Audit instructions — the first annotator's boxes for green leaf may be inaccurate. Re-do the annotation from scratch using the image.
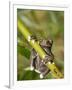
[17,67,54,80]
[18,69,40,80]
[17,45,31,59]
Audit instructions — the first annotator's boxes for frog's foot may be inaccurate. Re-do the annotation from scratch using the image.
[35,69,41,73]
[40,74,44,79]
[30,66,34,71]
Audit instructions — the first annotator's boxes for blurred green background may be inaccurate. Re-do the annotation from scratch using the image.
[17,9,64,80]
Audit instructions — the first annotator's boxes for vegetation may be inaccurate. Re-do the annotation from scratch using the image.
[17,9,64,80]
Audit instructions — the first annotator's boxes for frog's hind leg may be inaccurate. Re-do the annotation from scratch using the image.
[39,68,50,79]
[30,57,37,71]
[30,49,37,71]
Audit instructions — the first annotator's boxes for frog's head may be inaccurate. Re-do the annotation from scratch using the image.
[40,39,53,48]
[46,39,53,47]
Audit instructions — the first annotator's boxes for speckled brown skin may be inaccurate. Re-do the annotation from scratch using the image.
[30,39,54,77]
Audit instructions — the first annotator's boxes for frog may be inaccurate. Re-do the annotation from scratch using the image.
[30,36,54,78]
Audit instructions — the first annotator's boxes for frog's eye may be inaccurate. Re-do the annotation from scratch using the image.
[46,39,53,46]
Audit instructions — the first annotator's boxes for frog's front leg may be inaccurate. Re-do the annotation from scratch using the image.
[38,62,50,78]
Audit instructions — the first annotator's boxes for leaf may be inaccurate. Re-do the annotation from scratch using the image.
[17,67,53,80]
[18,69,40,80]
[17,45,31,59]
